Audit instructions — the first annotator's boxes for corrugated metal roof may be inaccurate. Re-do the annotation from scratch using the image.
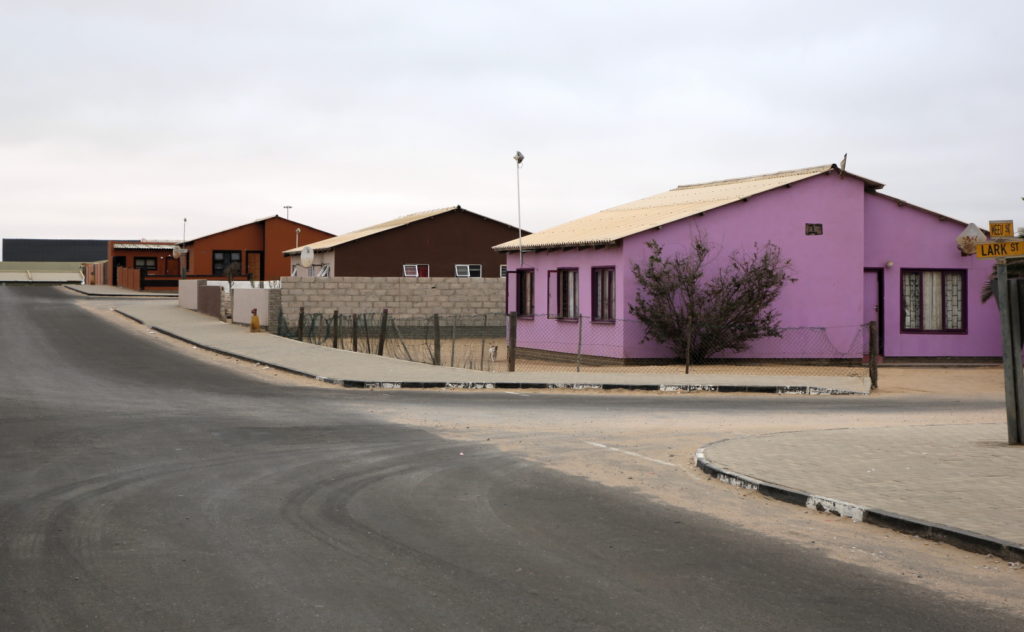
[113,243,176,250]
[494,164,866,252]
[284,206,462,254]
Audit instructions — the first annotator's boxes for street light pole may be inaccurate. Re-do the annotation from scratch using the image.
[514,151,524,267]
[284,205,292,220]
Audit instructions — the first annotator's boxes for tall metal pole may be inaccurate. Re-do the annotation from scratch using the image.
[997,261,1024,444]
[514,151,524,267]
[284,205,292,220]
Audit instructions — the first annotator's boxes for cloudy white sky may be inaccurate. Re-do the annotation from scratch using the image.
[2,0,1021,249]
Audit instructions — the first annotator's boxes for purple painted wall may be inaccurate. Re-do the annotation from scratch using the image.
[507,170,1000,361]
[863,194,1000,358]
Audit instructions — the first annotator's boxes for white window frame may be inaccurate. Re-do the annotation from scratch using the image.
[455,264,482,278]
[499,264,508,278]
[404,264,429,277]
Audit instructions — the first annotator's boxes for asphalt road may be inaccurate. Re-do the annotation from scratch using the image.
[0,286,1018,631]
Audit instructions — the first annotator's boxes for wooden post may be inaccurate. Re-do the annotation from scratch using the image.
[432,314,441,365]
[997,263,1024,444]
[352,314,359,353]
[332,310,339,349]
[377,309,389,356]
[479,314,487,370]
[507,311,517,372]
[297,306,305,342]
[868,320,879,390]
[450,317,456,367]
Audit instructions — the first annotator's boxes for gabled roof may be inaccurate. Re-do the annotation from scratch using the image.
[112,242,176,250]
[285,205,519,254]
[180,215,331,246]
[494,164,881,252]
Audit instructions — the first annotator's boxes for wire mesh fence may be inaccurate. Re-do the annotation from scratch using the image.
[277,306,876,378]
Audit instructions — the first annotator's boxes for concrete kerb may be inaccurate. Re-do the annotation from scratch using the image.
[694,444,1024,563]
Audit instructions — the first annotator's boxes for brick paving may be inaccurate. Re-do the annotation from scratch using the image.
[702,424,1024,546]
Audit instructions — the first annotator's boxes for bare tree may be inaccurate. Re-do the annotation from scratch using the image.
[629,234,794,372]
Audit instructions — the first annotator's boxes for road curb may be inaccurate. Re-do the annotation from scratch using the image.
[115,309,867,395]
[694,445,1024,563]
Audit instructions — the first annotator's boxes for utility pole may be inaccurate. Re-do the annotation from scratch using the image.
[514,151,524,267]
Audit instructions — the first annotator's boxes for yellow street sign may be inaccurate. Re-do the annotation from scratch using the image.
[989,220,1015,238]
[977,239,1024,258]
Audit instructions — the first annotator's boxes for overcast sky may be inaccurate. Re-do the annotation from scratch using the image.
[2,0,1021,250]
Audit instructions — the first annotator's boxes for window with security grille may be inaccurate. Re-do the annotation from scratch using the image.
[133,257,157,270]
[555,268,578,319]
[901,269,965,332]
[516,269,534,316]
[592,267,615,321]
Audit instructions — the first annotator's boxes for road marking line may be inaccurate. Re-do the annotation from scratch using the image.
[585,441,678,468]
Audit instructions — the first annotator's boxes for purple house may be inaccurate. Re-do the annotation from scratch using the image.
[493,164,1000,363]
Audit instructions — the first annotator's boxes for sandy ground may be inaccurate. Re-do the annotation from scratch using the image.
[90,301,1024,617]
[318,334,869,376]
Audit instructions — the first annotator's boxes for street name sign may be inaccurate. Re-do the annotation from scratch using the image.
[989,220,1014,238]
[977,240,1024,258]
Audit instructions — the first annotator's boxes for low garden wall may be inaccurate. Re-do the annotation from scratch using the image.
[278,277,505,323]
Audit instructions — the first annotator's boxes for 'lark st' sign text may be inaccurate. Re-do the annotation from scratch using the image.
[977,240,1024,258]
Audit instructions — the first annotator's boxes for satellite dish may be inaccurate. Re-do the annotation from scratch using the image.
[299,246,314,268]
[171,246,181,260]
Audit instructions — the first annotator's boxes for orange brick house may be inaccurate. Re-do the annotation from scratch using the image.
[179,215,334,281]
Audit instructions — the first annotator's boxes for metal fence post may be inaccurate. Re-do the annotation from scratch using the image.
[576,316,584,373]
[297,306,305,342]
[332,310,339,349]
[507,311,517,372]
[997,263,1024,444]
[868,321,879,390]
[352,314,359,352]
[432,314,441,366]
[377,309,389,356]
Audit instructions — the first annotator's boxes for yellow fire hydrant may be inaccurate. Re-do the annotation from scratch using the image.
[250,308,261,333]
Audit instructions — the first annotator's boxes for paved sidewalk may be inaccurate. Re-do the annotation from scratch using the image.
[65,283,177,298]
[100,296,871,394]
[697,425,1024,561]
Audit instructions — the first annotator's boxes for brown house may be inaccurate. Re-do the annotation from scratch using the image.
[283,206,525,278]
[105,241,179,286]
[180,215,334,281]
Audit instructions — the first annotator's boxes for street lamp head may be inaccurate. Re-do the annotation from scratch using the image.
[513,151,524,164]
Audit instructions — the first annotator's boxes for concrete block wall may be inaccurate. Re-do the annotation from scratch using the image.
[232,288,271,327]
[278,277,505,324]
[178,279,206,310]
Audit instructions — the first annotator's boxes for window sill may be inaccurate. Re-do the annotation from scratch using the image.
[592,319,616,325]
[900,329,967,335]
